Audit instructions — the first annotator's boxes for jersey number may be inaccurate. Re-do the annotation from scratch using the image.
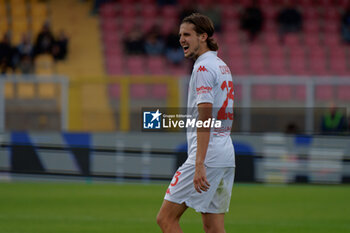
[171,171,181,187]
[218,81,234,120]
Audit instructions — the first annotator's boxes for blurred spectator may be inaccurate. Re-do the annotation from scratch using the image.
[240,0,264,42]
[321,104,347,135]
[17,33,34,74]
[144,26,165,56]
[276,0,302,42]
[53,30,69,61]
[200,2,222,32]
[285,122,299,134]
[165,26,184,65]
[341,6,350,44]
[34,22,56,56]
[157,0,177,6]
[0,34,15,74]
[123,27,145,55]
[91,0,111,14]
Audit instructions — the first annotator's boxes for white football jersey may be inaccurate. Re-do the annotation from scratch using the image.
[185,51,235,167]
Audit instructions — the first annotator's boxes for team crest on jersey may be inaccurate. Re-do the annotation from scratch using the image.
[197,66,208,72]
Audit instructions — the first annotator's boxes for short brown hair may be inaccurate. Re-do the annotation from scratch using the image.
[182,13,219,51]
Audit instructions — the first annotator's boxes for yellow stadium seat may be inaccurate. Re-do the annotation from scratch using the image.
[11,30,31,45]
[35,54,54,75]
[30,2,48,18]
[0,16,8,26]
[31,18,47,35]
[11,33,23,45]
[10,5,27,18]
[17,83,35,99]
[0,18,8,35]
[12,18,28,32]
[35,54,57,99]
[38,83,56,99]
[0,4,6,17]
[9,0,25,5]
[5,83,14,99]
[32,14,47,24]
[11,31,31,45]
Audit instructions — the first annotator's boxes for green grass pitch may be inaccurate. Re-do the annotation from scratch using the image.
[0,181,349,233]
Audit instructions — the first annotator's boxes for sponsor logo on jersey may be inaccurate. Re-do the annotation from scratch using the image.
[219,65,231,74]
[196,86,212,94]
[197,66,208,72]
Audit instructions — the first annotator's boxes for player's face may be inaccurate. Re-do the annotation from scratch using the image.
[179,23,202,60]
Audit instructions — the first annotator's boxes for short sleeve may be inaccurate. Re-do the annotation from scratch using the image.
[194,65,216,105]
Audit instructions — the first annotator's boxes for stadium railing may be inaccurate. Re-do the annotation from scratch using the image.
[1,75,350,132]
[232,75,350,133]
[68,76,180,132]
[0,75,69,132]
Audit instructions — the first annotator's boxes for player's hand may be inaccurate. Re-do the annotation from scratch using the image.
[193,164,210,193]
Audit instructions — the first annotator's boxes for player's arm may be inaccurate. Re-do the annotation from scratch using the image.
[194,102,212,193]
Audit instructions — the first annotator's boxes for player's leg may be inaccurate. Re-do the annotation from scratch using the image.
[156,200,188,233]
[200,167,234,233]
[201,213,226,233]
[158,164,193,232]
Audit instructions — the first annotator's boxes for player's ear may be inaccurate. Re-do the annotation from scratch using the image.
[200,33,208,42]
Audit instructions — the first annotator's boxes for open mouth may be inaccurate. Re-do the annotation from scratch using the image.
[183,46,189,53]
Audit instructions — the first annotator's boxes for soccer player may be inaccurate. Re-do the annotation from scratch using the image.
[156,13,235,233]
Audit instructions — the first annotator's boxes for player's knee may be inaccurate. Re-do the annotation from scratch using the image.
[156,212,169,229]
[157,212,179,231]
[203,221,214,233]
[203,222,225,233]
[203,222,210,233]
[156,212,164,227]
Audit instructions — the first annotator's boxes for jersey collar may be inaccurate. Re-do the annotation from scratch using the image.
[194,51,218,66]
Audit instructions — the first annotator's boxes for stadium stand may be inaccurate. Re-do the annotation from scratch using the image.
[99,0,350,77]
[96,0,350,110]
[2,0,350,132]
[0,0,117,131]
[50,0,116,131]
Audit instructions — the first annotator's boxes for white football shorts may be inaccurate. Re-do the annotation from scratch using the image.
[164,163,235,213]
